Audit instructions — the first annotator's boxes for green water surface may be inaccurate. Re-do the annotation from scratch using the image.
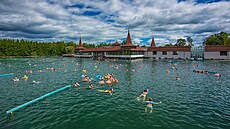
[0,58,229,129]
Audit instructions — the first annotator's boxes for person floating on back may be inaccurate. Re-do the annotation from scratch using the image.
[98,88,114,95]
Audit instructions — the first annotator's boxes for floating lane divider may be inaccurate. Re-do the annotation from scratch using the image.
[0,73,13,77]
[6,84,71,115]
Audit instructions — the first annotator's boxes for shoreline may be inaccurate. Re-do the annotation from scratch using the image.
[0,56,61,58]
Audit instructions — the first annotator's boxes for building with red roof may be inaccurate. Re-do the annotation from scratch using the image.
[73,31,229,60]
[74,30,145,59]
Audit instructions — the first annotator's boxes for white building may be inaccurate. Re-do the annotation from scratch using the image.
[204,45,230,60]
[146,37,191,59]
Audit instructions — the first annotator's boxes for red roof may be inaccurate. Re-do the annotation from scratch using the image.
[147,46,191,51]
[81,46,121,52]
[129,46,145,51]
[113,41,120,46]
[80,45,145,52]
[205,45,230,51]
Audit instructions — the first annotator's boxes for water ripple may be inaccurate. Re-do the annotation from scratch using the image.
[0,58,230,129]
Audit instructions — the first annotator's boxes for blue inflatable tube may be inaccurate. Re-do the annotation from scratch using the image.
[6,84,71,114]
[0,73,13,77]
[96,75,102,79]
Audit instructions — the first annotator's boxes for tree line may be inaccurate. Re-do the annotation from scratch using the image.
[164,31,229,47]
[0,39,110,57]
[0,39,76,56]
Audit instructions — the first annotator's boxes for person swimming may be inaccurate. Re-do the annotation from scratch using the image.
[23,75,28,80]
[13,77,19,82]
[98,88,114,95]
[176,76,180,80]
[82,68,87,73]
[83,75,91,82]
[138,89,149,101]
[89,83,93,89]
[214,73,221,77]
[145,98,161,113]
[32,80,39,84]
[74,82,80,86]
[166,70,170,74]
[99,77,105,85]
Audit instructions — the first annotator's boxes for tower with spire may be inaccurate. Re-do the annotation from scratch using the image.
[121,30,136,49]
[151,35,156,47]
[75,37,85,53]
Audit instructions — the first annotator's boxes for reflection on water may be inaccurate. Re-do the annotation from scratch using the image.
[0,58,229,129]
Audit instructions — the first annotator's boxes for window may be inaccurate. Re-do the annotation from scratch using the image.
[173,51,178,55]
[220,51,227,56]
[152,51,157,55]
[162,51,167,55]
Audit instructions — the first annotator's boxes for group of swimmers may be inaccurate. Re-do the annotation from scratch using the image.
[73,82,114,95]
[193,70,209,74]
[73,68,118,95]
[13,75,39,84]
[193,70,221,77]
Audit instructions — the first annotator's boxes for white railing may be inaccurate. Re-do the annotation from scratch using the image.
[105,55,144,58]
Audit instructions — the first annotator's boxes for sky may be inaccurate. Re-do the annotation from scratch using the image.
[0,0,229,46]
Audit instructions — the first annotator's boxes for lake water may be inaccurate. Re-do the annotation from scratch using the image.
[0,58,229,129]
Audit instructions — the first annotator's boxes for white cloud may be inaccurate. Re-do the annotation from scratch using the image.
[0,0,229,46]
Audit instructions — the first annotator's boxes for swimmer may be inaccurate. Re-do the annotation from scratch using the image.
[98,88,114,95]
[214,73,221,77]
[99,77,105,85]
[145,98,161,113]
[89,83,93,89]
[13,77,19,82]
[138,89,149,101]
[32,80,39,84]
[176,76,180,80]
[23,75,28,80]
[37,69,43,72]
[74,82,80,86]
[82,68,87,73]
[166,70,170,74]
[130,68,135,72]
[83,75,91,82]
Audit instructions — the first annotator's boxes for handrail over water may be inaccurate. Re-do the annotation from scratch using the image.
[6,84,71,114]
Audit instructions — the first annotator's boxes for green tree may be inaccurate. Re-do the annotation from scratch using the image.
[121,40,126,45]
[175,38,186,46]
[164,43,173,47]
[31,52,37,57]
[65,46,75,54]
[187,37,193,46]
[203,31,230,46]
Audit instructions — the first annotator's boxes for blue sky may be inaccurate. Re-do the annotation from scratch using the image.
[0,0,229,46]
